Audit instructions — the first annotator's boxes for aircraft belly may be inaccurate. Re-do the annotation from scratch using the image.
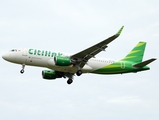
[47,66,77,73]
[82,65,93,73]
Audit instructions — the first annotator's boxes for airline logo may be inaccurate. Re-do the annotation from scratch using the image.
[28,49,62,57]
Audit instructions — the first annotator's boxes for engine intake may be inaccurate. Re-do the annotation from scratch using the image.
[42,70,62,80]
[54,56,72,66]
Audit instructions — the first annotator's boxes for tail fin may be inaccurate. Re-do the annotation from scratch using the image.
[122,42,146,62]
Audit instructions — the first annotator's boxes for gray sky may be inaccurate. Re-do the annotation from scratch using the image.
[0,0,159,120]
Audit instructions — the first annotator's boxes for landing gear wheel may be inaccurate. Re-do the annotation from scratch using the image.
[76,70,82,76]
[67,79,73,84]
[20,69,24,74]
[20,64,25,74]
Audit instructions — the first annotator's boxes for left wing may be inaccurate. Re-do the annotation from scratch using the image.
[71,26,124,68]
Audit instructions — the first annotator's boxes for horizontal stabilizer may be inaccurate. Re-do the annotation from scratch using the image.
[133,58,157,68]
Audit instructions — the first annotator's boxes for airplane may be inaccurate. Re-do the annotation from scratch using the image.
[2,26,157,84]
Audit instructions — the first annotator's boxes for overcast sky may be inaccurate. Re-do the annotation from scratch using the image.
[0,0,159,120]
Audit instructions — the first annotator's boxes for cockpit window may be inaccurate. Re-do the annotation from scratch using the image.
[10,49,17,52]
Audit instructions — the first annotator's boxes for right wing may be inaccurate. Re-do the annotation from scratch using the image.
[71,26,124,68]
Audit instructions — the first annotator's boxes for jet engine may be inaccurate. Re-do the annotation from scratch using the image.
[54,56,72,66]
[42,70,62,79]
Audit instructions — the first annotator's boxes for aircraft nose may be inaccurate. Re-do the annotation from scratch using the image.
[2,54,9,60]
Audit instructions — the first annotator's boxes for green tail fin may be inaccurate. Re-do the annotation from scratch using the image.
[122,42,146,63]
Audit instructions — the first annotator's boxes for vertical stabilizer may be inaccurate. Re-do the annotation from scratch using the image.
[122,42,146,63]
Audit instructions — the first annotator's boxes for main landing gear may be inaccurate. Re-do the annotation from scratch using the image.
[20,64,25,74]
[66,70,82,85]
[67,79,73,84]
[76,70,82,76]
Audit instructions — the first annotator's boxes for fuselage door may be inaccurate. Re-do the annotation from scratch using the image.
[22,49,28,56]
[21,49,28,63]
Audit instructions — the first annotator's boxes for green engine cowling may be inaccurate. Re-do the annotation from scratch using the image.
[54,56,72,66]
[42,70,62,79]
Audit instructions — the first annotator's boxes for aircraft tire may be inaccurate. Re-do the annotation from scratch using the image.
[67,79,73,84]
[76,70,82,76]
[20,69,24,74]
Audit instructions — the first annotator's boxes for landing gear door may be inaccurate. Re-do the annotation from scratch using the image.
[22,48,28,57]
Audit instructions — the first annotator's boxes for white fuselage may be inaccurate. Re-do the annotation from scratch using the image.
[2,48,116,73]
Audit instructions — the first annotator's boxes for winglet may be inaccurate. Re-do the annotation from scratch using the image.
[117,26,124,36]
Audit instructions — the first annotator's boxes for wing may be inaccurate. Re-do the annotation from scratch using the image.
[71,26,124,68]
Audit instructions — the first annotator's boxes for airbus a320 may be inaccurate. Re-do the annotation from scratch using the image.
[2,26,156,84]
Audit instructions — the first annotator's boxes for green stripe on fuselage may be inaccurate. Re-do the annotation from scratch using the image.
[91,60,149,74]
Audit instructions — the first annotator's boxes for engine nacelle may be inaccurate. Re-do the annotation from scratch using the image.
[54,56,72,66]
[42,70,62,80]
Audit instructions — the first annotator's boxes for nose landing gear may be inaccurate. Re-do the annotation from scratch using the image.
[20,69,24,74]
[20,64,25,74]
